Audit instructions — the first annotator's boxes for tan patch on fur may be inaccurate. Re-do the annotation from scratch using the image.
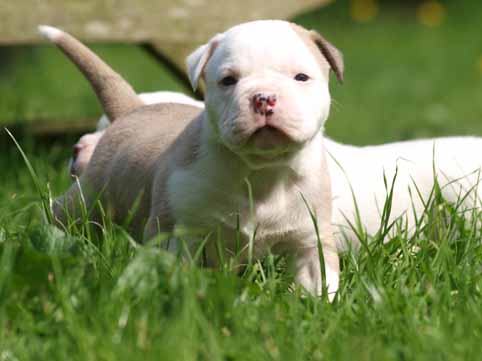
[289,23,344,83]
[53,30,144,121]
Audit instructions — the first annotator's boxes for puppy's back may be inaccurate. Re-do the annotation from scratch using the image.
[82,103,203,234]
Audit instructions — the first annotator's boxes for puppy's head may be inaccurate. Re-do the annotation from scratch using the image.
[186,20,343,167]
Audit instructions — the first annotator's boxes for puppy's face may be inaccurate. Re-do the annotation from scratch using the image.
[187,20,343,166]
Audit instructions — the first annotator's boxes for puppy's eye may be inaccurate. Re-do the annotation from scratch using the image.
[294,73,310,82]
[220,76,238,86]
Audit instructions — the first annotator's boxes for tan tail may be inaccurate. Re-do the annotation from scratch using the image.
[38,25,144,122]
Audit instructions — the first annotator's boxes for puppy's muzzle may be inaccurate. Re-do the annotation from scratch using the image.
[247,92,293,150]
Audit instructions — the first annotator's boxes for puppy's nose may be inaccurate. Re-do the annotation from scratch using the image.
[252,93,277,116]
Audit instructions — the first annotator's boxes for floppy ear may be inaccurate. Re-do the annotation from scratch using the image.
[310,31,344,84]
[186,34,224,90]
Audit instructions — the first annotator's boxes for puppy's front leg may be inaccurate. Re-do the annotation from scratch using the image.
[294,244,339,301]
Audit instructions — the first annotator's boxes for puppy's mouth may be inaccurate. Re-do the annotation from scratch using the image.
[247,125,292,150]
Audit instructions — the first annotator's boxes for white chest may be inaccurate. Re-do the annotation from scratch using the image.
[168,164,321,257]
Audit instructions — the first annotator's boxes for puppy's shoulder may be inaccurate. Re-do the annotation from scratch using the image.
[88,103,203,181]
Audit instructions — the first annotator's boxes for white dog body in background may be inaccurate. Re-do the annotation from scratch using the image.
[76,92,482,249]
[326,137,482,246]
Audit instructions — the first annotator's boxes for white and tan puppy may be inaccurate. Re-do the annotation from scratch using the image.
[40,21,344,298]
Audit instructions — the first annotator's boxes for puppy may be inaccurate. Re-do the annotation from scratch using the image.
[40,21,344,298]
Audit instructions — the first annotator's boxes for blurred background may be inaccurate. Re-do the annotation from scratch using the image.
[0,0,481,145]
[0,0,481,206]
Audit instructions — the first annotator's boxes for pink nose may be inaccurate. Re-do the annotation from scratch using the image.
[252,93,277,116]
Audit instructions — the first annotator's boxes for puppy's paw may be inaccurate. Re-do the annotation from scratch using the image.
[294,246,340,302]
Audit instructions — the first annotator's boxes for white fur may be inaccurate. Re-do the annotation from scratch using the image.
[38,25,63,41]
[326,137,482,247]
[199,21,331,165]
[167,130,326,235]
[139,91,203,108]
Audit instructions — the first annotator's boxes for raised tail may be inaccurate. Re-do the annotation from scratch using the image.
[38,25,144,122]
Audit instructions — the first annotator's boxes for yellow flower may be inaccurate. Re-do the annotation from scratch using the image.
[350,0,379,23]
[417,1,446,27]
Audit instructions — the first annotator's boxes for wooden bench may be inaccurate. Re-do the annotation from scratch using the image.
[0,0,328,133]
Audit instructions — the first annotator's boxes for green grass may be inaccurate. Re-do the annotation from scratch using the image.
[1,1,482,360]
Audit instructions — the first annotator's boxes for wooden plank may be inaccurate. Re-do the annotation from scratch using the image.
[147,41,196,78]
[144,40,203,96]
[0,0,329,44]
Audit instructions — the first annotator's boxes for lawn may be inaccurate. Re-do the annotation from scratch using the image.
[1,1,482,360]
